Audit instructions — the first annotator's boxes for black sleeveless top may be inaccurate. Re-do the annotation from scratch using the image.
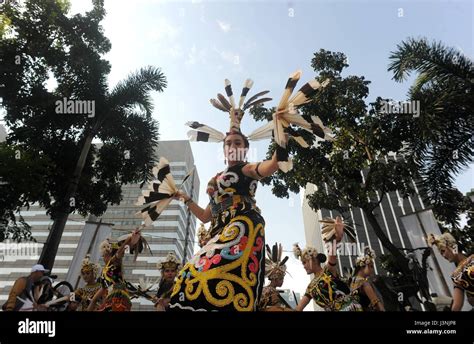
[206,162,260,236]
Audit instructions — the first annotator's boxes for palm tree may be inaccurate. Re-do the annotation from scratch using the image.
[38,66,167,269]
[388,38,474,227]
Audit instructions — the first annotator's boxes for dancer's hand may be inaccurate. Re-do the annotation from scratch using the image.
[173,191,189,202]
[334,216,344,243]
[130,229,141,246]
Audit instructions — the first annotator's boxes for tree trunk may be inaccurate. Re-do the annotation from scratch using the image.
[38,131,96,270]
[363,207,410,276]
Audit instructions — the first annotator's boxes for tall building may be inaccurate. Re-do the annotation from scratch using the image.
[302,163,462,309]
[0,140,199,311]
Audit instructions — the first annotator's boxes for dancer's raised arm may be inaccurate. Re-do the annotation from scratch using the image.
[243,150,279,179]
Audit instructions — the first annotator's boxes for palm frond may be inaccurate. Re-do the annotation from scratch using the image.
[388,37,473,83]
[109,66,167,116]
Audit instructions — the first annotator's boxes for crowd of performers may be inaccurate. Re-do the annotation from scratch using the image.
[4,73,472,312]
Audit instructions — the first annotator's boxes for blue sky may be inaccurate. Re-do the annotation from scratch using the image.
[60,0,474,301]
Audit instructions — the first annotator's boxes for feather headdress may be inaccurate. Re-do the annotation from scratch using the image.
[80,254,100,277]
[157,252,182,271]
[265,242,289,280]
[187,78,272,142]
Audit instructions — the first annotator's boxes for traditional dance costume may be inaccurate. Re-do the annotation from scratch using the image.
[258,243,293,311]
[97,241,131,312]
[170,163,265,311]
[349,248,382,311]
[451,254,474,306]
[294,243,362,311]
[155,252,181,311]
[428,232,474,309]
[168,73,331,311]
[74,255,102,311]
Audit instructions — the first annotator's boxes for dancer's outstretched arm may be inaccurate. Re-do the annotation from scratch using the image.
[243,150,279,179]
[173,191,212,223]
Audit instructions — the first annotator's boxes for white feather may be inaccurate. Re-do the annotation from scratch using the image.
[277,159,293,173]
[247,122,274,141]
[292,136,310,148]
[238,78,254,109]
[224,79,235,109]
[185,121,225,140]
[187,130,225,143]
[278,70,301,110]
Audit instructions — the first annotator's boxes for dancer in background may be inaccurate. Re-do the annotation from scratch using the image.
[258,242,293,311]
[428,233,473,311]
[88,230,141,311]
[154,252,181,311]
[294,216,362,311]
[74,254,102,311]
[350,247,384,311]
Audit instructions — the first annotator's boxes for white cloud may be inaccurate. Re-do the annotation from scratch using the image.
[212,46,240,66]
[147,20,181,43]
[69,0,93,14]
[216,20,231,33]
[185,44,208,66]
[165,45,184,59]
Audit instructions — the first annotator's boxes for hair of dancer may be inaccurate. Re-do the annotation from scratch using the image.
[258,242,293,311]
[350,247,385,311]
[154,252,181,311]
[73,254,101,311]
[427,233,473,311]
[87,229,141,311]
[294,216,362,311]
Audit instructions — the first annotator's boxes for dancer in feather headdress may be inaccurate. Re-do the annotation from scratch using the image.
[427,232,473,311]
[349,247,384,311]
[153,252,182,311]
[258,243,293,311]
[73,254,102,311]
[294,216,362,312]
[169,78,282,311]
[87,230,143,311]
